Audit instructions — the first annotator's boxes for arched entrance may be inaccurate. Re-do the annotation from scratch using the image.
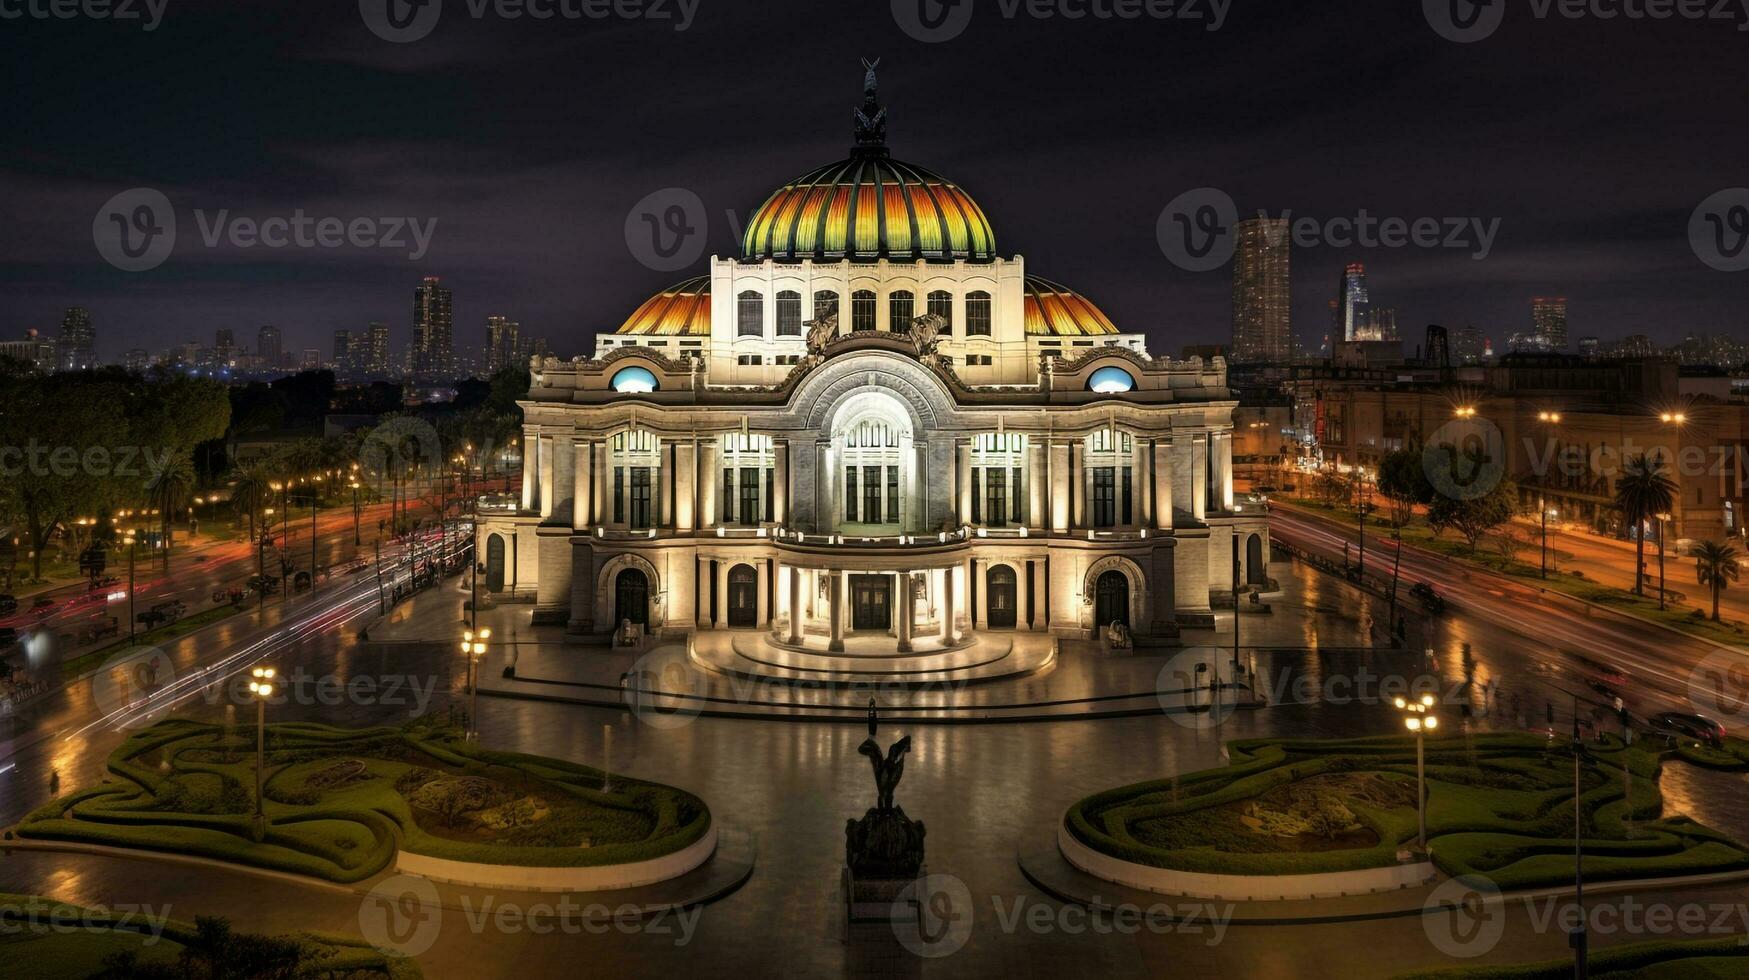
[1246,534,1266,586]
[485,534,506,592]
[1094,570,1129,629]
[614,568,648,628]
[986,565,1017,629]
[727,563,758,628]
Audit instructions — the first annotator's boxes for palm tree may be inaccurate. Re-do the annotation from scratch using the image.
[1694,540,1741,622]
[231,462,272,542]
[145,455,196,564]
[1613,453,1676,596]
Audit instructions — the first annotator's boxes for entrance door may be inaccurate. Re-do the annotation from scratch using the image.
[1094,570,1129,629]
[850,574,891,631]
[986,565,1017,629]
[614,568,648,627]
[727,563,758,628]
[485,534,505,592]
[1247,534,1266,586]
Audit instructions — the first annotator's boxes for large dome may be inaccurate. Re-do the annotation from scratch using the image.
[740,152,995,264]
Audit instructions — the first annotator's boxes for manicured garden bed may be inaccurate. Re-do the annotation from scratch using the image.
[1395,935,1749,979]
[10,718,711,884]
[1065,734,1749,891]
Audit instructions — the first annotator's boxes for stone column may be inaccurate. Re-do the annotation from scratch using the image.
[955,439,972,526]
[520,424,537,511]
[939,565,956,644]
[1130,432,1148,526]
[755,559,770,628]
[788,563,804,643]
[1016,561,1031,631]
[537,434,556,519]
[1192,433,1208,521]
[592,442,607,529]
[827,571,845,651]
[1154,438,1174,529]
[896,573,914,652]
[695,557,712,628]
[658,439,672,528]
[1218,432,1234,511]
[1028,438,1045,530]
[774,441,790,525]
[673,441,695,531]
[699,438,718,528]
[972,558,987,630]
[715,560,731,629]
[1049,440,1070,532]
[572,438,592,529]
[1071,440,1085,529]
[1031,559,1049,630]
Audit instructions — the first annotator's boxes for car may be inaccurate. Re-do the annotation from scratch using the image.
[0,594,15,616]
[28,596,58,618]
[1647,711,1726,749]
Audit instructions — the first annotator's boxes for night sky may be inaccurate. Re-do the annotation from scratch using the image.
[4,0,1748,363]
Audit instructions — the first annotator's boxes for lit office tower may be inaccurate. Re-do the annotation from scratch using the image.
[365,322,391,375]
[1531,297,1568,352]
[258,325,283,367]
[412,276,454,377]
[301,349,320,371]
[333,329,355,372]
[58,306,95,371]
[1334,263,1373,341]
[1230,217,1291,364]
[484,315,520,373]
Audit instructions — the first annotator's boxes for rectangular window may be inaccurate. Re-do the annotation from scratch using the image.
[966,291,992,336]
[889,292,914,329]
[845,466,858,522]
[613,466,625,523]
[740,466,760,525]
[1012,466,1024,525]
[1093,467,1116,528]
[986,467,1007,526]
[629,467,651,530]
[864,465,883,523]
[722,468,734,524]
[765,467,775,522]
[776,291,802,336]
[886,465,898,526]
[971,467,981,523]
[1121,466,1132,525]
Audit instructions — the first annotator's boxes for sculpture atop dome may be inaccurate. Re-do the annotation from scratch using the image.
[853,57,887,151]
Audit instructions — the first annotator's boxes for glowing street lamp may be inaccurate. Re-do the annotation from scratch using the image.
[248,666,276,837]
[1395,693,1439,852]
[461,628,491,741]
[1536,411,1562,578]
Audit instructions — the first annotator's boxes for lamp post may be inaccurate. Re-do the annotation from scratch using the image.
[461,628,491,741]
[309,476,320,589]
[349,464,362,547]
[1395,693,1439,852]
[248,666,276,839]
[1536,411,1561,578]
[125,531,138,644]
[1655,511,1672,611]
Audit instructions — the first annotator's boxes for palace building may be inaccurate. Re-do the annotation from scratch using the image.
[476,66,1269,648]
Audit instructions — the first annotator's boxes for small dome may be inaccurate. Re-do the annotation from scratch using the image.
[1023,277,1120,336]
[742,153,995,263]
[614,276,710,335]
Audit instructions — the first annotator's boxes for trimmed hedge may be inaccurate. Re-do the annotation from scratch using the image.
[1395,936,1749,979]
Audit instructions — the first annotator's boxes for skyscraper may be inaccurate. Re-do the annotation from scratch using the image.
[365,322,391,375]
[1531,297,1568,352]
[258,325,283,367]
[484,315,520,373]
[1371,307,1399,342]
[333,329,355,372]
[57,307,95,371]
[301,349,320,371]
[1453,325,1487,365]
[1334,263,1372,342]
[1230,217,1291,364]
[412,276,454,377]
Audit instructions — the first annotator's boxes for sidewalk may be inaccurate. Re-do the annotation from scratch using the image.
[1513,516,1749,624]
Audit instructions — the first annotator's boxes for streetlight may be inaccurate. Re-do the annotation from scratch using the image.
[461,628,491,741]
[124,530,138,643]
[1395,693,1439,852]
[1656,511,1672,610]
[1453,405,1478,419]
[1536,411,1562,578]
[248,666,276,838]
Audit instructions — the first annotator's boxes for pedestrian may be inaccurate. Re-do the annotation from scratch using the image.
[49,769,59,795]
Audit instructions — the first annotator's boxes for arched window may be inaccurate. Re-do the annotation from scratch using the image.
[610,366,658,393]
[926,290,953,330]
[813,290,840,323]
[1087,366,1136,393]
[965,290,992,336]
[737,290,763,337]
[851,289,877,332]
[775,290,802,336]
[889,290,915,330]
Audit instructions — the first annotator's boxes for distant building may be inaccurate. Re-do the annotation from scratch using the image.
[258,325,283,368]
[1334,263,1372,342]
[1531,297,1568,352]
[411,276,454,377]
[1577,336,1600,360]
[485,315,521,373]
[1230,217,1291,364]
[364,322,392,375]
[57,307,96,371]
[300,349,320,371]
[333,329,355,372]
[1608,334,1657,360]
[0,330,58,371]
[1453,325,1487,365]
[1371,307,1399,342]
[122,348,152,372]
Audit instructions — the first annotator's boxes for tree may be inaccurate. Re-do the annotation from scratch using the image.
[1428,477,1520,552]
[0,376,126,578]
[1377,447,1433,529]
[231,461,273,541]
[145,455,196,560]
[1694,540,1741,622]
[1614,453,1677,596]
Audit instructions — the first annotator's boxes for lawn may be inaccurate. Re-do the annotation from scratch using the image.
[1396,936,1749,979]
[0,892,420,979]
[10,718,712,883]
[1065,733,1749,890]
